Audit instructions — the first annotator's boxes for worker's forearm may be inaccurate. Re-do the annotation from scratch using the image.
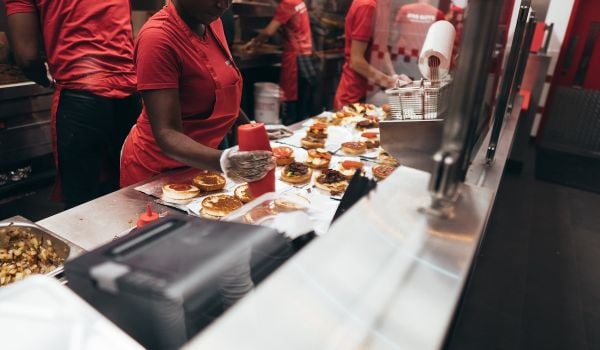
[350,58,395,87]
[154,128,223,172]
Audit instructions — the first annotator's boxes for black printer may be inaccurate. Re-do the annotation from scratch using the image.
[65,215,291,350]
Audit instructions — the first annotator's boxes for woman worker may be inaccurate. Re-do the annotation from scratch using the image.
[334,0,409,109]
[120,0,274,187]
[244,0,317,125]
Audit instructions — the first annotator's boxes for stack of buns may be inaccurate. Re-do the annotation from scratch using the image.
[305,148,332,169]
[301,122,328,149]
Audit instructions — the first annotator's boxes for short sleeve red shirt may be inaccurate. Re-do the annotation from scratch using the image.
[134,7,241,120]
[3,0,136,98]
[334,0,376,109]
[394,3,445,53]
[273,0,313,54]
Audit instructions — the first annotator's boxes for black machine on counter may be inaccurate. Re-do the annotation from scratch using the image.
[65,215,292,350]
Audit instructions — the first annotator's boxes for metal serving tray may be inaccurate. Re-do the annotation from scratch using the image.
[0,216,84,283]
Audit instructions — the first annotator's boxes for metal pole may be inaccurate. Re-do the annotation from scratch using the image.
[428,0,506,208]
[486,1,531,164]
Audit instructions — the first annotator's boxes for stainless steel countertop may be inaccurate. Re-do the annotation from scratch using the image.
[36,181,178,252]
[185,101,523,350]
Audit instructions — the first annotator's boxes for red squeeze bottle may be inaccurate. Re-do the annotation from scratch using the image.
[137,203,160,228]
[237,122,275,198]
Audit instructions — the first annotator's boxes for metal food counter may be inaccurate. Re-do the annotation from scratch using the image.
[29,95,522,349]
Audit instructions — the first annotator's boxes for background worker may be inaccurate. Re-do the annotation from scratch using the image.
[3,0,141,208]
[245,0,318,125]
[334,0,409,109]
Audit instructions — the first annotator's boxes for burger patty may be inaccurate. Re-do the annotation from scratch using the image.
[317,169,347,184]
[286,162,309,175]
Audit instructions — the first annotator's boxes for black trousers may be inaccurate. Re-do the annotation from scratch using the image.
[282,55,321,126]
[56,89,141,208]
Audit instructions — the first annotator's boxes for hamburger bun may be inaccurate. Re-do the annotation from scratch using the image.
[315,169,348,195]
[372,165,396,180]
[301,136,325,149]
[192,172,226,192]
[201,194,243,218]
[234,183,253,204]
[274,195,310,212]
[273,146,295,166]
[338,160,364,180]
[280,162,313,184]
[378,151,400,167]
[162,183,200,200]
[305,148,331,169]
[341,141,367,155]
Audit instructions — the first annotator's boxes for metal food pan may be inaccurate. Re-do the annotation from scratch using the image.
[0,215,84,282]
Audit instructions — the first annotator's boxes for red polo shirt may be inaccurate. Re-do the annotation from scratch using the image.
[394,3,445,54]
[4,0,136,98]
[334,0,376,109]
[274,0,313,55]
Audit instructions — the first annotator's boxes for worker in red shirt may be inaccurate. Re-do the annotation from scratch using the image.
[334,0,408,110]
[119,0,274,187]
[3,0,141,208]
[393,0,445,79]
[245,0,318,125]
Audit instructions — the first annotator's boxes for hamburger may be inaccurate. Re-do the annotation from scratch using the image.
[378,151,400,167]
[341,141,367,155]
[234,183,253,204]
[161,184,200,201]
[361,131,380,149]
[338,160,365,180]
[372,164,396,180]
[306,122,328,139]
[355,117,379,131]
[301,123,328,149]
[305,148,332,169]
[201,194,243,218]
[192,171,226,192]
[272,146,295,166]
[315,169,349,195]
[281,162,313,184]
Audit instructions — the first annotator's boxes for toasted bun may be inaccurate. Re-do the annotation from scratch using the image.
[281,167,313,184]
[301,137,325,149]
[276,156,294,166]
[372,165,396,180]
[341,142,367,155]
[273,146,295,166]
[274,195,310,212]
[162,184,200,200]
[201,194,243,217]
[314,179,348,195]
[338,161,365,180]
[234,183,253,204]
[305,158,330,169]
[192,173,226,192]
[378,151,401,167]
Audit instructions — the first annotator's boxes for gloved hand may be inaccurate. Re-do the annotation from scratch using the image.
[220,146,276,182]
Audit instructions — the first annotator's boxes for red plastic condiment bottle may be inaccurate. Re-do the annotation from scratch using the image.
[237,122,275,198]
[136,203,160,228]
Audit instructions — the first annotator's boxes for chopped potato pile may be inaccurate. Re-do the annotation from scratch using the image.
[0,226,65,286]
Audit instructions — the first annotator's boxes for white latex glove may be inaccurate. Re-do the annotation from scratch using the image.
[220,146,276,182]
